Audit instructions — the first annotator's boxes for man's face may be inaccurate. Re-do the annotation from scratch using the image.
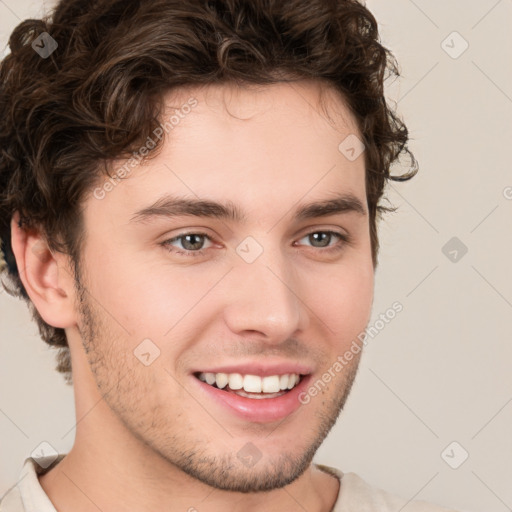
[72,80,374,492]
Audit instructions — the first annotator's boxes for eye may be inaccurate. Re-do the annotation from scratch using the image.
[161,232,213,257]
[295,230,350,252]
[160,229,351,258]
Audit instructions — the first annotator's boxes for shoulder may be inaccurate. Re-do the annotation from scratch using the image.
[0,481,24,512]
[339,471,458,511]
[315,464,460,512]
[0,454,65,512]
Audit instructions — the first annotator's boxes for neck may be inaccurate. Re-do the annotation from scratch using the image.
[38,403,339,512]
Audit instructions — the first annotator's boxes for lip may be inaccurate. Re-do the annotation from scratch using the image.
[192,372,312,423]
[191,361,314,377]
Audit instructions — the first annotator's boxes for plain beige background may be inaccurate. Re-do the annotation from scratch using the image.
[1,1,511,511]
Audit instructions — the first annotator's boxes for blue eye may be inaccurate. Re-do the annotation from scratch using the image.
[161,230,350,258]
[297,231,349,250]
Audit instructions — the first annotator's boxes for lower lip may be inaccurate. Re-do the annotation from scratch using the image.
[192,374,312,423]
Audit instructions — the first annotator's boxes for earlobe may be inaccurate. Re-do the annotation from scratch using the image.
[10,212,77,329]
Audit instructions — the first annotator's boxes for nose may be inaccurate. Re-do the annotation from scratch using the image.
[221,244,309,343]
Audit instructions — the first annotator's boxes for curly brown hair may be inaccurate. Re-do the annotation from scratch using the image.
[0,0,417,384]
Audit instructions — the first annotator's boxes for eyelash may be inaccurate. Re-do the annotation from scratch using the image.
[160,230,351,258]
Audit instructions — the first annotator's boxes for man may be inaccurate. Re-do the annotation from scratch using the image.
[0,0,458,510]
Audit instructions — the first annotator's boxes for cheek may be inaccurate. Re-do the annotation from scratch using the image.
[82,241,183,335]
[304,257,374,338]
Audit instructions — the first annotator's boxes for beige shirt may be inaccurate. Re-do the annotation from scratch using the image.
[1,455,459,511]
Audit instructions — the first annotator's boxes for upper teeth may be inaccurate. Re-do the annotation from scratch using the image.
[197,372,301,393]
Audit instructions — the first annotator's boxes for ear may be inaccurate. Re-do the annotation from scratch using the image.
[10,211,78,329]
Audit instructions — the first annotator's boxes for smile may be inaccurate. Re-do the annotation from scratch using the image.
[195,372,303,399]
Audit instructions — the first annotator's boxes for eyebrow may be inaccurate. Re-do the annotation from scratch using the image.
[130,193,367,224]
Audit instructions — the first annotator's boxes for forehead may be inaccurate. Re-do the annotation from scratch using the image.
[164,79,360,146]
[90,80,366,223]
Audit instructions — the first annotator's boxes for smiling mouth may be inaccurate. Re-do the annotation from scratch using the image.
[194,371,304,399]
